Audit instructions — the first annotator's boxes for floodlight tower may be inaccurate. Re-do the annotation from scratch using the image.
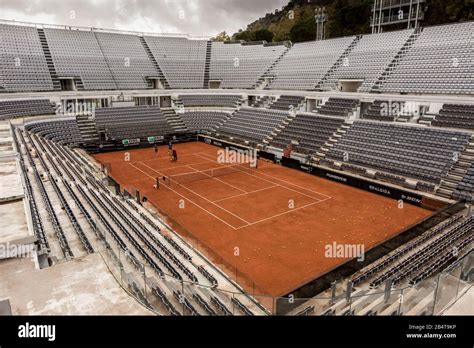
[315,7,327,41]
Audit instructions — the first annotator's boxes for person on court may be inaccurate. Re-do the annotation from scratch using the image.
[154,143,158,156]
[155,177,160,189]
[172,149,178,162]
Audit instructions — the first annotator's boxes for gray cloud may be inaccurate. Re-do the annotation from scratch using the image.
[0,0,288,37]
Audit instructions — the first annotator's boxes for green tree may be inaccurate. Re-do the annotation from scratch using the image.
[254,29,274,42]
[289,17,316,42]
[212,31,231,42]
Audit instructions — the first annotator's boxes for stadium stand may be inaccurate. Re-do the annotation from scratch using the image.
[268,95,305,111]
[44,28,117,90]
[2,17,473,318]
[361,100,403,122]
[25,118,82,145]
[179,111,231,133]
[94,32,159,90]
[178,94,242,108]
[210,41,287,89]
[432,104,474,130]
[270,114,346,155]
[317,98,359,117]
[216,107,289,145]
[0,24,54,92]
[453,163,474,203]
[266,36,356,90]
[93,105,175,140]
[322,29,414,92]
[0,99,55,120]
[378,22,474,95]
[17,126,266,315]
[144,36,207,89]
[325,121,471,184]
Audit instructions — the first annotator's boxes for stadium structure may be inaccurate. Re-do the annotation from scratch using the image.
[0,17,472,317]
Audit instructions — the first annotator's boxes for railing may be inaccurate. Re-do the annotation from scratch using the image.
[0,18,210,40]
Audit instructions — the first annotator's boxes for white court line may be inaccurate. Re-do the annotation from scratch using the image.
[140,162,251,225]
[128,162,241,230]
[142,159,214,172]
[184,164,248,194]
[212,185,279,203]
[196,152,332,201]
[236,198,331,230]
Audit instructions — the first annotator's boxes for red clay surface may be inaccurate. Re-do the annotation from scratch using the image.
[93,142,433,297]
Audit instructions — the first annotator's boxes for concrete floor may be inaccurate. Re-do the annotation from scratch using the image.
[442,287,474,315]
[0,252,152,315]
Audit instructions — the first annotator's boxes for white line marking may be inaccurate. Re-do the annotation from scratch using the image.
[237,200,329,229]
[197,151,332,200]
[128,163,241,230]
[185,164,248,194]
[140,162,251,225]
[212,185,279,203]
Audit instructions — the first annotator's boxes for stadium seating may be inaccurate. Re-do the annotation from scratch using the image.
[0,24,54,92]
[270,114,346,155]
[95,32,159,89]
[210,42,287,89]
[144,36,207,89]
[323,30,414,92]
[326,121,471,183]
[432,104,474,130]
[94,105,174,140]
[0,99,55,120]
[179,111,230,133]
[266,36,356,90]
[351,215,472,287]
[44,28,117,90]
[361,100,401,122]
[453,163,474,203]
[268,95,305,111]
[179,94,242,108]
[25,118,82,145]
[379,22,474,95]
[216,107,289,145]
[318,98,359,117]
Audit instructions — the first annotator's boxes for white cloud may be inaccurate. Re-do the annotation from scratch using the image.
[0,0,288,37]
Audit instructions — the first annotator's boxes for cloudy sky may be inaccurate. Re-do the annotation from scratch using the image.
[0,0,288,37]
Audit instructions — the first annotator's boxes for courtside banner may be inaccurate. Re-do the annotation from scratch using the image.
[281,157,426,207]
[0,316,471,346]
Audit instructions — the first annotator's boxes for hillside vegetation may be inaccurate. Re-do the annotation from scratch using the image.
[227,0,473,43]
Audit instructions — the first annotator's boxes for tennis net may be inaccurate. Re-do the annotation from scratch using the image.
[164,162,257,186]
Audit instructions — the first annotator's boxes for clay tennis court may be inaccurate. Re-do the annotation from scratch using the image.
[93,141,433,297]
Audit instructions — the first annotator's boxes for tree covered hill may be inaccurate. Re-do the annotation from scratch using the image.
[226,0,473,43]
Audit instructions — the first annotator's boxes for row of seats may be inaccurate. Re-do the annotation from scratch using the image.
[0,99,55,120]
[326,121,470,183]
[0,24,54,92]
[351,215,466,286]
[432,104,474,130]
[210,42,286,89]
[179,111,230,133]
[323,29,414,92]
[361,100,399,122]
[318,98,359,117]
[270,113,345,155]
[94,105,175,140]
[216,107,289,145]
[454,163,474,203]
[380,22,473,95]
[1,21,472,94]
[266,36,356,90]
[178,94,242,107]
[268,95,305,111]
